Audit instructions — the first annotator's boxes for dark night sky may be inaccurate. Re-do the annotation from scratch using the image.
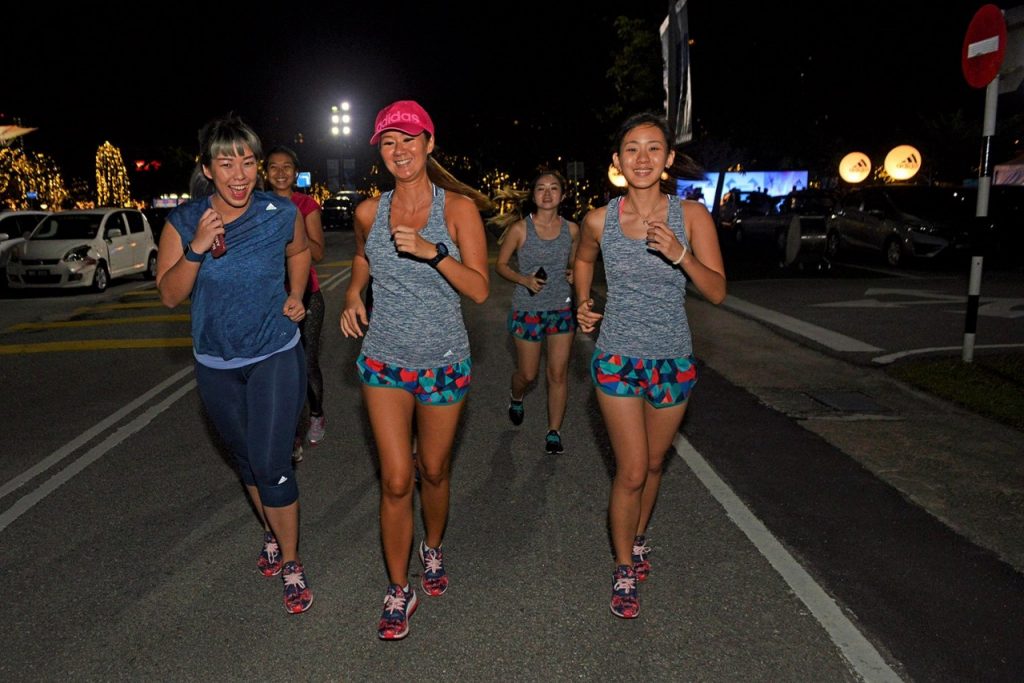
[3,1,1007,189]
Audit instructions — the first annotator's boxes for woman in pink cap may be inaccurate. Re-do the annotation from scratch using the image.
[340,100,491,640]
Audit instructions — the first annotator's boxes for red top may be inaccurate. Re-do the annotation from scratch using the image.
[289,192,321,293]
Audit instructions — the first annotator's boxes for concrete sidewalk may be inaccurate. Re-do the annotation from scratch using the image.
[687,296,1024,574]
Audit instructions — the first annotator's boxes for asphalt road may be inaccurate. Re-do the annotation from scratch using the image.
[0,231,1021,680]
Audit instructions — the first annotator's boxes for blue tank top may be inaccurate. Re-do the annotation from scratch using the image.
[596,195,693,358]
[361,186,470,368]
[511,215,573,312]
[168,191,299,361]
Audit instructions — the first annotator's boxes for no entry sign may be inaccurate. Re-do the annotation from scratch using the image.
[963,4,1007,88]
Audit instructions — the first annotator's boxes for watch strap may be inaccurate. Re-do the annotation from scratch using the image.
[183,241,206,263]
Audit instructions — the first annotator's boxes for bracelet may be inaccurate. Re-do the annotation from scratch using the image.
[671,244,687,265]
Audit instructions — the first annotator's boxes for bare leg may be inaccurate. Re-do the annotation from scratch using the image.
[510,337,542,400]
[636,401,688,535]
[364,386,416,585]
[544,332,574,431]
[245,485,301,563]
[414,400,465,548]
[596,392,649,566]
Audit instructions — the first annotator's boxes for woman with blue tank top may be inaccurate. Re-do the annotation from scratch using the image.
[574,112,726,619]
[340,100,491,640]
[155,115,314,614]
[494,170,580,454]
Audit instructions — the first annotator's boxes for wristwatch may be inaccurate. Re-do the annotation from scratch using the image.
[183,241,206,263]
[426,242,449,268]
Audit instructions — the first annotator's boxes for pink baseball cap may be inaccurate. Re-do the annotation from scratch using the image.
[369,100,435,145]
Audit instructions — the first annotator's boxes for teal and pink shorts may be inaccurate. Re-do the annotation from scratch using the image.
[357,354,471,405]
[591,349,697,408]
[508,307,575,342]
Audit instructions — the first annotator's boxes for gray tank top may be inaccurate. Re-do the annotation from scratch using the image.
[596,195,694,358]
[511,215,573,312]
[361,186,470,368]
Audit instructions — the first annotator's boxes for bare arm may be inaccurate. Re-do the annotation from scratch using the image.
[282,212,310,321]
[303,208,325,263]
[155,209,224,307]
[680,201,726,304]
[340,199,375,337]
[573,208,605,333]
[495,220,545,294]
[642,200,726,304]
[565,220,580,284]
[391,192,490,304]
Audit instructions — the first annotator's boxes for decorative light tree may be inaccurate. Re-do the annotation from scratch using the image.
[0,147,70,210]
[95,141,131,207]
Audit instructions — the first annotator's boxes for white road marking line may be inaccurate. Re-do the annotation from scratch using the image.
[723,295,882,353]
[872,342,1024,365]
[0,378,196,534]
[0,366,194,503]
[673,434,903,682]
[320,266,352,292]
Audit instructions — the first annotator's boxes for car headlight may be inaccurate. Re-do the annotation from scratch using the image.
[63,245,96,263]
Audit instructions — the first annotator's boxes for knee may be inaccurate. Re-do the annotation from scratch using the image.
[546,365,567,386]
[255,468,299,507]
[418,460,450,488]
[614,466,647,493]
[381,473,414,500]
[516,367,538,384]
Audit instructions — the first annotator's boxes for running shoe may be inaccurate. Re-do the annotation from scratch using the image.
[544,430,564,455]
[508,395,524,426]
[306,414,326,445]
[281,560,313,614]
[378,584,419,640]
[610,564,640,619]
[257,531,282,577]
[418,541,449,596]
[292,435,304,463]
[632,535,652,581]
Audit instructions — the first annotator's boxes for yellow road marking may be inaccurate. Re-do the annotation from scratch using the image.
[7,314,191,331]
[72,302,181,313]
[0,338,194,355]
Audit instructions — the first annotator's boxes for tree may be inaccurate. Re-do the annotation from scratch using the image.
[0,147,70,210]
[95,142,131,207]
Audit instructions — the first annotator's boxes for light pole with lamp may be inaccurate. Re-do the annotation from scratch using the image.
[329,101,353,192]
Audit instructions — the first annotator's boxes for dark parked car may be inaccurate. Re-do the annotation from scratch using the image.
[322,191,364,230]
[826,185,976,267]
[718,189,836,267]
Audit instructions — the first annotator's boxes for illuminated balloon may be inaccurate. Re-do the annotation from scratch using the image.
[884,145,922,181]
[607,164,627,188]
[839,152,871,184]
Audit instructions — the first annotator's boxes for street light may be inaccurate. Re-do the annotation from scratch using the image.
[329,101,353,191]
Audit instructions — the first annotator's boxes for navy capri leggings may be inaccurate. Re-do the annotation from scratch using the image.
[195,342,307,507]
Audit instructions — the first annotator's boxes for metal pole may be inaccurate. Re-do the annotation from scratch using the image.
[963,75,999,363]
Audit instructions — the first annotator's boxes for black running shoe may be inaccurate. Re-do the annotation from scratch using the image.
[544,430,564,454]
[508,396,524,426]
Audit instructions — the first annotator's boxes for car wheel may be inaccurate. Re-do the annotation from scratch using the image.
[144,251,158,280]
[884,238,903,267]
[825,230,841,258]
[93,262,109,292]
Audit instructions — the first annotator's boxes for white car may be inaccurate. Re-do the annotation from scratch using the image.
[0,210,50,277]
[6,208,158,292]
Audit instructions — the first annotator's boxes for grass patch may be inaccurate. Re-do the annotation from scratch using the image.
[888,352,1024,432]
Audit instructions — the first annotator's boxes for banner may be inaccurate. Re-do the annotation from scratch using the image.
[660,0,692,145]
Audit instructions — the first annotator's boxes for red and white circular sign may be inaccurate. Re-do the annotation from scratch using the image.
[962,4,1007,88]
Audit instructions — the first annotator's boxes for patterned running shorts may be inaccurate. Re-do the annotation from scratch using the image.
[357,354,472,405]
[591,349,697,408]
[508,307,575,342]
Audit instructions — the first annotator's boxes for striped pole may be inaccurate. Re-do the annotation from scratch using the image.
[963,75,998,363]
